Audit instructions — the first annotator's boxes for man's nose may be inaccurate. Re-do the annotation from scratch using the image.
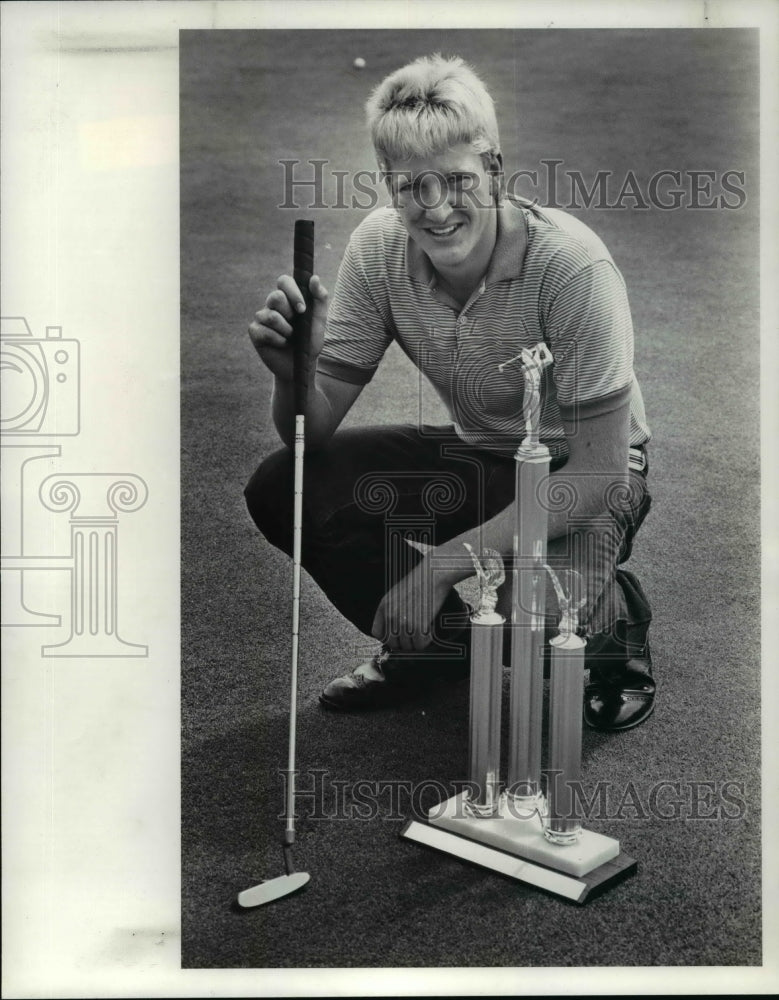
[421,178,453,221]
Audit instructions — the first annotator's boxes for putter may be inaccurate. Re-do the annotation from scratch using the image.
[237,220,315,909]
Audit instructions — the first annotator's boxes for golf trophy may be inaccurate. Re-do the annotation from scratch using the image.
[400,344,637,903]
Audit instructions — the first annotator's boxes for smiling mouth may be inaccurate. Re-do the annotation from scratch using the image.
[426,223,462,238]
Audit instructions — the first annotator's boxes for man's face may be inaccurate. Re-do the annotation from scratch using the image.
[386,144,498,275]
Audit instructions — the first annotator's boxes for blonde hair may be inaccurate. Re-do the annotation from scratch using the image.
[365,54,501,169]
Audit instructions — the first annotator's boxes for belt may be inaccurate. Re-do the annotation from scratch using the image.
[544,442,649,473]
[629,445,648,474]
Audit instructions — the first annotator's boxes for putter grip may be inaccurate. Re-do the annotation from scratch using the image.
[292,220,315,415]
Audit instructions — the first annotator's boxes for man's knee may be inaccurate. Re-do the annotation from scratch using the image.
[244,448,293,548]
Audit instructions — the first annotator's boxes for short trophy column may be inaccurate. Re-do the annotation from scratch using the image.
[463,544,505,816]
[546,630,586,843]
[544,568,587,845]
[467,615,504,814]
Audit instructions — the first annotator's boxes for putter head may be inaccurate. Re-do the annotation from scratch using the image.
[236,871,310,909]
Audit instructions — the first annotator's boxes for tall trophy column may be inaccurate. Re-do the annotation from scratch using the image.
[500,344,553,806]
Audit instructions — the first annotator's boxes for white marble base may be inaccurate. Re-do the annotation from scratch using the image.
[427,793,619,877]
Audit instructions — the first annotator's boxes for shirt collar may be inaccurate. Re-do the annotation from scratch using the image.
[404,197,529,286]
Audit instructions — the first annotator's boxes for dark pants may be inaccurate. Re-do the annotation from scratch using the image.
[245,424,652,678]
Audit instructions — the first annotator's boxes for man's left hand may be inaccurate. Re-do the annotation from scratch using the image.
[371,558,451,652]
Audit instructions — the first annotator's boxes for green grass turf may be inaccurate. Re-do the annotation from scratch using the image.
[181,28,761,968]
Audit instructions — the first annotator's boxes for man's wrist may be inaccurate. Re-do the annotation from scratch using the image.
[426,547,473,589]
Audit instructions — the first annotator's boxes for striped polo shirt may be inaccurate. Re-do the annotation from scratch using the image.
[317,196,651,460]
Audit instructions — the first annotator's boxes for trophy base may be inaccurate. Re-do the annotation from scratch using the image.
[432,792,618,876]
[400,793,636,904]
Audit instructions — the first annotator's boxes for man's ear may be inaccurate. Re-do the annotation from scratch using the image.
[488,152,505,200]
[381,163,401,206]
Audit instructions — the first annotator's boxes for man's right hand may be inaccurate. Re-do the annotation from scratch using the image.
[248,274,329,382]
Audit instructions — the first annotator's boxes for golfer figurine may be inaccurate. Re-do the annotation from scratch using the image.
[246,53,656,731]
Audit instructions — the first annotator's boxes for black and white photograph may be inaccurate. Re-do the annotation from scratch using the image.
[3,2,778,996]
[181,21,763,970]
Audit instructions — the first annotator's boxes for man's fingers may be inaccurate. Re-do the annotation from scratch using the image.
[248,311,292,348]
[412,630,430,652]
[371,573,437,651]
[398,613,429,652]
[309,274,329,301]
[258,276,326,337]
[411,617,432,652]
[265,287,295,320]
[276,274,306,313]
[253,328,288,350]
[260,307,293,335]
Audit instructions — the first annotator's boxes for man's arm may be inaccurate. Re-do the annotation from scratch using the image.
[372,400,630,651]
[249,273,364,450]
[436,399,630,577]
[271,370,363,451]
